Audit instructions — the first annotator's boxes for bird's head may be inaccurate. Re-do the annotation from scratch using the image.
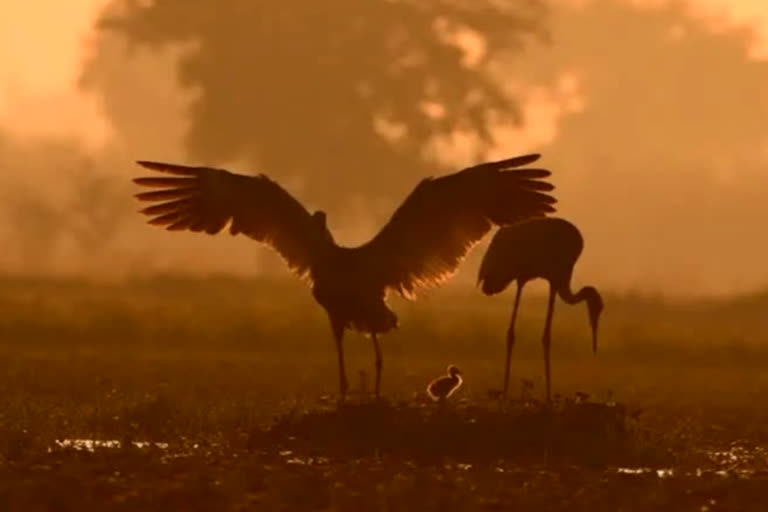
[312,210,334,244]
[477,275,507,295]
[448,365,462,377]
[312,210,327,228]
[476,248,510,295]
[583,286,604,354]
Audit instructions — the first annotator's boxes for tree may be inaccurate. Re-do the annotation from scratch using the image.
[87,0,548,225]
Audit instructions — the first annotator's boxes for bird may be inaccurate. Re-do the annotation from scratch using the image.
[131,154,557,400]
[476,217,603,402]
[426,365,463,402]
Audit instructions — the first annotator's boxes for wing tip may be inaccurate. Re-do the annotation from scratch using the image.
[135,160,197,176]
[133,191,154,202]
[503,153,541,168]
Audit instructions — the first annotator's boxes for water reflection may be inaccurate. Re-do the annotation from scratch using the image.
[616,444,767,479]
[615,466,756,479]
[48,438,766,481]
[52,439,170,452]
[276,449,330,465]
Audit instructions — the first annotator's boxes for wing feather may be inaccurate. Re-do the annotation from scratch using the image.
[361,154,556,298]
[133,161,317,279]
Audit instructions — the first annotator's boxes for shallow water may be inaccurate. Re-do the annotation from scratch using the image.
[617,444,767,479]
[49,438,768,480]
[51,439,170,452]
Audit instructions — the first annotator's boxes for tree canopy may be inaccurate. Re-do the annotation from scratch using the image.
[91,0,547,221]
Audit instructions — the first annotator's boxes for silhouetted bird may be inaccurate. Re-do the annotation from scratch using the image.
[477,217,603,401]
[132,154,556,399]
[427,365,463,402]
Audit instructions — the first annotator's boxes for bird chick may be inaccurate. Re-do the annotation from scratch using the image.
[427,365,463,402]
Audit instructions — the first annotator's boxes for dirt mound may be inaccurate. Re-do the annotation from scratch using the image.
[263,397,661,466]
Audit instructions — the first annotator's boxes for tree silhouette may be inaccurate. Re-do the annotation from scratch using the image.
[0,134,132,272]
[492,0,768,294]
[90,0,547,224]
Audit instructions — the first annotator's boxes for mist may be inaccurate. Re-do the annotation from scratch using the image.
[0,0,766,297]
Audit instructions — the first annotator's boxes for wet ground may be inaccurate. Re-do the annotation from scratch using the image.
[3,400,768,511]
[2,276,768,510]
[45,435,768,481]
[2,439,765,511]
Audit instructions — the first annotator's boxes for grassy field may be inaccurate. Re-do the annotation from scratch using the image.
[1,275,768,510]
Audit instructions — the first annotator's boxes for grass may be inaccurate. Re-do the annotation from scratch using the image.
[1,274,768,510]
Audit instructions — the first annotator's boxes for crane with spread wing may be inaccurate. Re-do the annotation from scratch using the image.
[132,154,557,400]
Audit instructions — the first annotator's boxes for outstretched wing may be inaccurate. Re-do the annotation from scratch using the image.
[360,154,556,298]
[133,161,317,279]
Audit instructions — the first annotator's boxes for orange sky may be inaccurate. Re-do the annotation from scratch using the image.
[2,0,766,150]
[1,0,768,296]
[0,0,110,146]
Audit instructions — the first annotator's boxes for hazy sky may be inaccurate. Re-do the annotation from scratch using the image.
[1,0,768,296]
[0,0,111,145]
[2,0,766,142]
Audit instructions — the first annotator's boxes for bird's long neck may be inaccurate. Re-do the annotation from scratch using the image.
[556,272,589,305]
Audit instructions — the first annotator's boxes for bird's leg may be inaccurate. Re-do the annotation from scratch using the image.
[371,333,382,400]
[504,283,523,398]
[542,284,557,403]
[331,319,348,401]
